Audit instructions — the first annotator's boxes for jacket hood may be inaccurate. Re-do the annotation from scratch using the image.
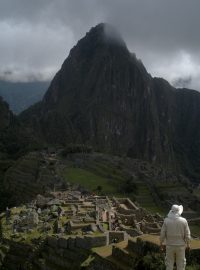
[167,210,181,219]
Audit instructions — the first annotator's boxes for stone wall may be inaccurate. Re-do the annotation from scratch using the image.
[116,213,135,225]
[114,198,138,210]
[125,198,139,210]
[127,237,200,266]
[119,225,142,237]
[112,246,135,267]
[108,231,128,244]
[128,237,160,255]
[1,239,34,270]
[38,240,90,270]
[47,234,108,250]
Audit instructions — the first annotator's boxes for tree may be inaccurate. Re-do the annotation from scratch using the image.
[96,185,102,193]
[121,176,138,194]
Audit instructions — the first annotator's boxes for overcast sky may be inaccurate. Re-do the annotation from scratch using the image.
[0,0,200,90]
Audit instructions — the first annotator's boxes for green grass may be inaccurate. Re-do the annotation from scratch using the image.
[102,223,109,230]
[81,255,95,267]
[86,160,125,182]
[62,167,120,194]
[156,182,188,195]
[62,166,167,216]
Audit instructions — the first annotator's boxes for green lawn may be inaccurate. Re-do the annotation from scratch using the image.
[62,167,119,194]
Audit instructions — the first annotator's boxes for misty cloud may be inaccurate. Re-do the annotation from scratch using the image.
[172,76,192,89]
[0,0,200,90]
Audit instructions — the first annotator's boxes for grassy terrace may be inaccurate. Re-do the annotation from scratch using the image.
[135,182,164,213]
[61,165,167,216]
[85,160,126,182]
[62,167,120,195]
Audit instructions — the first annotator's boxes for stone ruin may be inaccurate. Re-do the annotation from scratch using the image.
[3,190,163,248]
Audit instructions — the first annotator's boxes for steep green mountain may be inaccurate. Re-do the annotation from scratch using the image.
[0,80,49,114]
[0,97,40,210]
[20,23,200,182]
[0,97,28,158]
[0,97,22,210]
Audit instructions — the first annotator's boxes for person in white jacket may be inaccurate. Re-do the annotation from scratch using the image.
[160,204,191,270]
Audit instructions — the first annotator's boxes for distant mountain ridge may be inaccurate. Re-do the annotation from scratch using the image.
[0,97,28,158]
[0,80,49,114]
[20,23,200,182]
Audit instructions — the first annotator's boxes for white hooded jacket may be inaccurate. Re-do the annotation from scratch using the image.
[160,209,191,246]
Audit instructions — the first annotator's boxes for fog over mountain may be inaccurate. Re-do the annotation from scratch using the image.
[0,0,200,90]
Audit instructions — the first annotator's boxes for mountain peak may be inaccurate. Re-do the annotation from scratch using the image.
[68,23,127,58]
[88,23,124,41]
[21,24,200,183]
[88,23,127,47]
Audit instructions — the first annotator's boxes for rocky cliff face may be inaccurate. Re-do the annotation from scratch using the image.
[20,23,200,182]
